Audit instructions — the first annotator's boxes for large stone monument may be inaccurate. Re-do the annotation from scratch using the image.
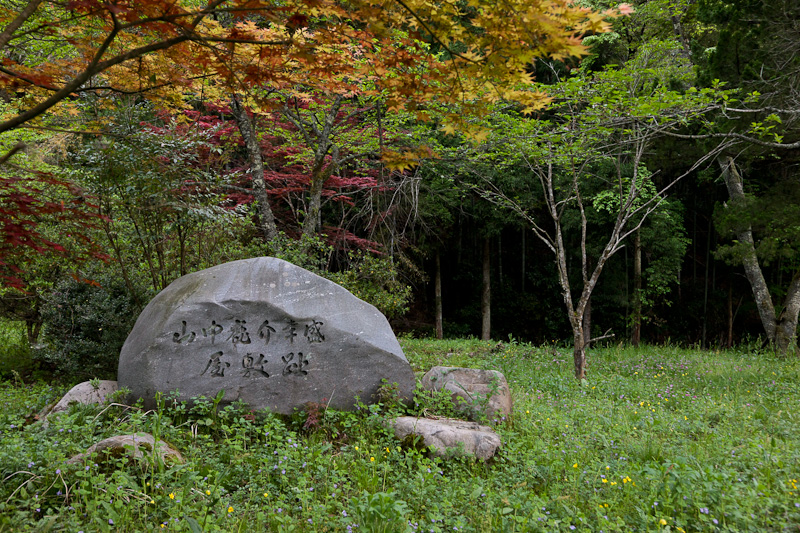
[118,257,415,414]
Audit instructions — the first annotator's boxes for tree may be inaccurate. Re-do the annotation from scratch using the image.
[0,0,625,136]
[686,0,800,354]
[0,0,627,286]
[470,44,720,379]
[716,155,800,355]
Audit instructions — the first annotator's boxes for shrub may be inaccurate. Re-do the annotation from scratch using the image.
[36,274,143,380]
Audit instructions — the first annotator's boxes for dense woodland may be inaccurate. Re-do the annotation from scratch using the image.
[1,0,800,381]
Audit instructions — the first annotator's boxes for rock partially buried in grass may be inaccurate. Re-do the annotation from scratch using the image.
[38,380,119,424]
[66,433,184,466]
[118,257,415,414]
[390,416,502,460]
[421,367,512,422]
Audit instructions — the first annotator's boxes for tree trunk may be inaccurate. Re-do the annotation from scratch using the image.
[481,237,491,341]
[727,283,734,348]
[435,251,443,339]
[280,95,343,238]
[25,318,42,345]
[719,155,800,355]
[632,229,642,347]
[775,274,800,355]
[521,228,526,293]
[302,160,329,237]
[230,94,279,242]
[573,326,587,380]
[583,296,592,348]
[702,216,712,348]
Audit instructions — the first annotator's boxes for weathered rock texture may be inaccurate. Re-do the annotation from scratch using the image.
[421,367,512,421]
[39,380,119,421]
[118,257,414,414]
[66,433,183,466]
[390,417,502,460]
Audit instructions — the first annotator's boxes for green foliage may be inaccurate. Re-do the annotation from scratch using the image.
[69,99,245,293]
[327,253,413,320]
[268,234,413,319]
[35,274,143,380]
[0,321,38,380]
[269,233,332,275]
[1,341,799,531]
[351,490,410,533]
[715,179,800,268]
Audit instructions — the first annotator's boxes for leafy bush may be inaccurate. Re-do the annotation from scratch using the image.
[271,234,414,319]
[328,253,413,320]
[35,275,143,380]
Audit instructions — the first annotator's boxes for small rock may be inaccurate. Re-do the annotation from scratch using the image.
[421,367,512,421]
[39,380,119,422]
[390,416,501,460]
[66,433,183,466]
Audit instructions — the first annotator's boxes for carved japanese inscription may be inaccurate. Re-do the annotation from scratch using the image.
[118,257,416,414]
[168,317,325,380]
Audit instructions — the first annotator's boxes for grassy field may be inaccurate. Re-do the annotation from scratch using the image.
[0,337,798,532]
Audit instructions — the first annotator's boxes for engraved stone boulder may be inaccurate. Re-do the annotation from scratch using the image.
[390,417,502,460]
[421,367,512,422]
[118,257,415,414]
[66,433,184,466]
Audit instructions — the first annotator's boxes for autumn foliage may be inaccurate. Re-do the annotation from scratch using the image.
[0,0,627,288]
[0,166,109,288]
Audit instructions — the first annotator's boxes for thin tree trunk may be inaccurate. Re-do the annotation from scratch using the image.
[230,94,279,242]
[521,228,526,293]
[719,156,800,355]
[498,233,503,287]
[26,317,42,345]
[279,95,344,238]
[583,296,592,348]
[435,251,443,339]
[632,229,642,347]
[719,156,778,344]
[775,274,800,355]
[100,215,140,308]
[727,283,734,348]
[481,237,491,341]
[573,325,587,380]
[702,216,711,348]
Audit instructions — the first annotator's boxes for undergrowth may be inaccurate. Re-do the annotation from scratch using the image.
[0,338,797,531]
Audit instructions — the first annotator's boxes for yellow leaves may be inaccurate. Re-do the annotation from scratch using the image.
[0,0,620,139]
[61,104,81,117]
[382,146,437,171]
[466,129,489,143]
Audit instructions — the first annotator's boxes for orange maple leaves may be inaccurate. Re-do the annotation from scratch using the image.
[0,0,628,135]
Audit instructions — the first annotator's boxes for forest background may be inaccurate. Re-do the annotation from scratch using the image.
[1,0,800,383]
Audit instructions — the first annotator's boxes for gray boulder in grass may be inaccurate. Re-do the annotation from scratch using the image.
[118,257,415,414]
[39,380,119,423]
[390,417,502,460]
[66,433,183,466]
[421,366,512,421]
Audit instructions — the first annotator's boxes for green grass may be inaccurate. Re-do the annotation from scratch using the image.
[0,320,38,381]
[0,338,798,532]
